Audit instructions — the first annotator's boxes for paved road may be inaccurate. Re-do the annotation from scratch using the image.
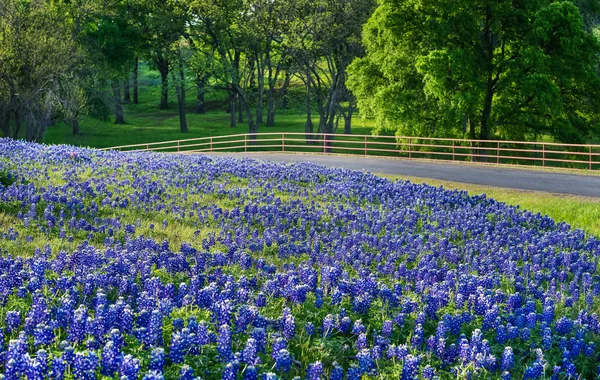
[206,153,600,198]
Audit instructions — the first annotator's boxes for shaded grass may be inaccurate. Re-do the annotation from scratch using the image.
[42,62,377,149]
[380,174,600,237]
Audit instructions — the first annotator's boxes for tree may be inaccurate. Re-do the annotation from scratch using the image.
[247,0,294,128]
[138,0,187,110]
[0,0,80,141]
[56,76,89,135]
[81,8,139,125]
[170,40,190,133]
[190,0,261,139]
[289,0,375,149]
[348,0,600,143]
[188,46,217,114]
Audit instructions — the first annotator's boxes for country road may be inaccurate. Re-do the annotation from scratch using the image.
[205,152,600,198]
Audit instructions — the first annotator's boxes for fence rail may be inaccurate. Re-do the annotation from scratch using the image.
[101,132,600,171]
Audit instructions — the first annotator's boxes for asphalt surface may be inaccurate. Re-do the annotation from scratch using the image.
[205,153,600,198]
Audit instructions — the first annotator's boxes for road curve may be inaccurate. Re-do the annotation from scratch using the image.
[205,153,600,198]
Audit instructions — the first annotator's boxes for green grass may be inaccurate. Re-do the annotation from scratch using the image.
[380,174,600,237]
[42,63,377,149]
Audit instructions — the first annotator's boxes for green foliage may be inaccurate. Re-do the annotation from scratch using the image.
[0,0,80,141]
[0,169,15,188]
[348,0,600,143]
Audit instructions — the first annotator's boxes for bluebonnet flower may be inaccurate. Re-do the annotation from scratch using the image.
[243,338,258,365]
[218,324,233,362]
[401,355,420,380]
[120,354,140,380]
[143,371,165,380]
[306,361,323,380]
[180,365,194,380]
[330,362,344,380]
[244,365,258,380]
[274,349,292,372]
[305,322,315,336]
[501,347,514,371]
[356,349,374,375]
[422,365,435,380]
[148,348,165,372]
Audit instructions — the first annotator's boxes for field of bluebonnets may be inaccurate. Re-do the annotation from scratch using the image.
[0,138,600,380]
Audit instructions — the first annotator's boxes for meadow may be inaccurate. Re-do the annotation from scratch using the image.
[1,138,600,379]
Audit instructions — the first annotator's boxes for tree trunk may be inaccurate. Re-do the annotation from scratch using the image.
[266,95,276,128]
[229,92,237,128]
[281,72,290,110]
[13,111,21,139]
[304,87,313,142]
[343,96,355,135]
[113,81,125,124]
[256,67,264,126]
[123,78,131,104]
[480,79,494,141]
[133,57,139,104]
[195,73,208,114]
[156,55,169,109]
[344,111,352,135]
[172,58,188,133]
[0,111,10,137]
[234,86,258,144]
[72,118,80,135]
[238,95,243,123]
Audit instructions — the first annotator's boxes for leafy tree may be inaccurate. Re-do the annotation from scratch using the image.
[137,0,187,110]
[81,7,140,125]
[348,0,600,143]
[0,0,80,141]
[190,0,261,138]
[289,0,375,147]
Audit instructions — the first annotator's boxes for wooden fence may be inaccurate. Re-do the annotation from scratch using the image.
[102,132,600,171]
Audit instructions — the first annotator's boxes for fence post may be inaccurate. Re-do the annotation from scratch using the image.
[210,137,213,152]
[244,135,248,153]
[323,133,326,153]
[146,144,149,151]
[497,141,500,164]
[452,140,455,161]
[590,146,593,170]
[364,136,367,156]
[282,134,285,152]
[177,141,180,153]
[408,138,412,159]
[542,144,545,167]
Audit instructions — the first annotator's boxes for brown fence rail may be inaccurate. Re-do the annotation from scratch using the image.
[101,133,600,171]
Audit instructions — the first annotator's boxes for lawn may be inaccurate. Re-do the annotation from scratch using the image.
[42,63,377,149]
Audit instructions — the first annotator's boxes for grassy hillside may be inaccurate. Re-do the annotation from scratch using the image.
[43,63,377,149]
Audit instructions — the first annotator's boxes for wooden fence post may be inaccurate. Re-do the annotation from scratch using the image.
[245,135,248,153]
[364,136,367,156]
[210,137,213,152]
[177,141,180,153]
[590,146,593,170]
[408,138,412,159]
[452,140,455,161]
[542,144,546,167]
[282,134,285,152]
[497,141,500,164]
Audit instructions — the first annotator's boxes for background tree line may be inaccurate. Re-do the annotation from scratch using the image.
[1,0,599,144]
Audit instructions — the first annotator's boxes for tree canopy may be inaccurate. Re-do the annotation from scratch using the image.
[348,0,600,143]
